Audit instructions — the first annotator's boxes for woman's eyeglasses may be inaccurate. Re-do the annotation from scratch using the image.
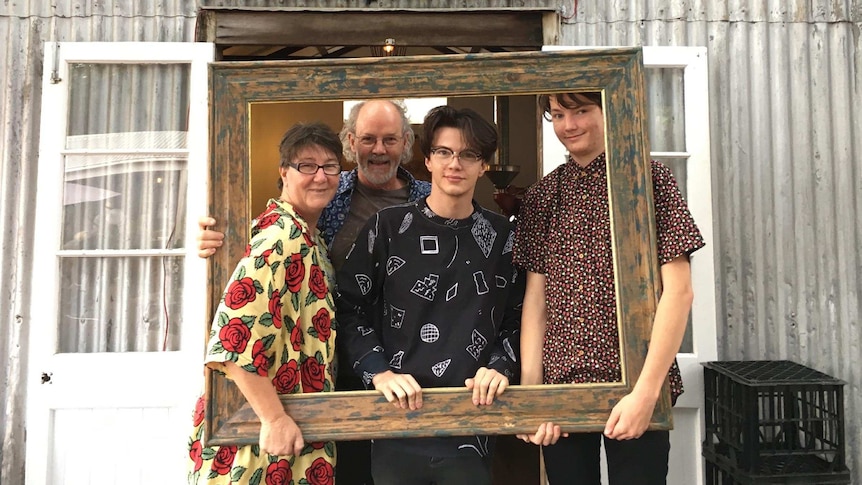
[287,161,342,176]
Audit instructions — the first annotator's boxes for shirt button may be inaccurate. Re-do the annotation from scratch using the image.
[577,349,585,356]
[581,194,588,200]
[578,253,584,259]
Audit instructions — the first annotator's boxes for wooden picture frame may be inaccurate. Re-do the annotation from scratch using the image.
[204,48,665,446]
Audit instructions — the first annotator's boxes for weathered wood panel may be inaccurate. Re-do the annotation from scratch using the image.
[205,49,665,445]
[196,9,554,48]
[208,384,656,445]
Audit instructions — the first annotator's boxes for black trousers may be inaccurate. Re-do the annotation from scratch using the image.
[337,439,374,485]
[370,444,491,485]
[334,366,374,485]
[541,431,670,485]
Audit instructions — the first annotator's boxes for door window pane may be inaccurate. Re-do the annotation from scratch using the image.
[647,67,693,354]
[62,161,187,251]
[67,64,189,138]
[59,63,191,353]
[57,256,184,353]
[645,68,686,153]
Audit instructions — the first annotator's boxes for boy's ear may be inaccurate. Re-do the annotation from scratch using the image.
[478,162,487,178]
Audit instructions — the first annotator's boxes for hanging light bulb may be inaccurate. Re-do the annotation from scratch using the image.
[383,38,396,55]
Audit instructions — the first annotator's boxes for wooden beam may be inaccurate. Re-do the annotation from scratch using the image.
[196,9,552,48]
[207,384,638,445]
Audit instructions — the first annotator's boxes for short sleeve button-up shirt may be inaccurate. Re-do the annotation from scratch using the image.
[513,154,705,398]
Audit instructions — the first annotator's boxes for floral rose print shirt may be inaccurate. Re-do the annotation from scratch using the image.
[188,198,337,485]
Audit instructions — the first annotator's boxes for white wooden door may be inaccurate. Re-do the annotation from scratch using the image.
[26,42,212,485]
[541,46,718,485]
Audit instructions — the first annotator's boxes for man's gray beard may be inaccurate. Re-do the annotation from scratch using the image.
[358,156,399,186]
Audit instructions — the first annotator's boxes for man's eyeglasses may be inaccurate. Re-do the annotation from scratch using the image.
[287,161,342,176]
[357,135,402,148]
[430,147,484,164]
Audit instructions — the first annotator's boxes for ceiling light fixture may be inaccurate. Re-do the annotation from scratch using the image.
[372,38,405,57]
[383,38,396,55]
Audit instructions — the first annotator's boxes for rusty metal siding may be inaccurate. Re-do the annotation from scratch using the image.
[563,0,862,480]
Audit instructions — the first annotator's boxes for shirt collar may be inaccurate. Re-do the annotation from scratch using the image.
[417,197,482,230]
[269,198,314,234]
[566,152,607,178]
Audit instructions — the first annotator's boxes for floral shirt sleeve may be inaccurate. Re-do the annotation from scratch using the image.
[203,200,337,395]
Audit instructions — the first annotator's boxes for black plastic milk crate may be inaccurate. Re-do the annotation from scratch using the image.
[702,361,847,474]
[704,446,851,484]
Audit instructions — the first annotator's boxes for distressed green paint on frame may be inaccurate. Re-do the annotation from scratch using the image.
[204,49,666,446]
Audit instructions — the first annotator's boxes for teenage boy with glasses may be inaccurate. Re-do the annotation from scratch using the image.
[335,105,524,485]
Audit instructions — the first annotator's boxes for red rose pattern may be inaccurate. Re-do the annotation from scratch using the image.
[285,253,305,294]
[257,211,281,230]
[192,395,205,427]
[193,205,337,482]
[290,322,303,351]
[300,357,325,393]
[251,340,270,376]
[189,440,203,472]
[308,264,328,299]
[292,218,315,248]
[305,457,335,485]
[272,360,300,394]
[268,290,282,329]
[265,459,293,485]
[225,277,257,309]
[311,308,331,342]
[211,445,237,475]
[219,318,251,353]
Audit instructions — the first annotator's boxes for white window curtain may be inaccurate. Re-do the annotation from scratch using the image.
[58,63,191,353]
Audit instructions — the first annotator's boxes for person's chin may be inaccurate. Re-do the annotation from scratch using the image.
[309,191,335,205]
[363,166,396,184]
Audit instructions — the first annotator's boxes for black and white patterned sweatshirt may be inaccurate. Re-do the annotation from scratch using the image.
[336,197,524,458]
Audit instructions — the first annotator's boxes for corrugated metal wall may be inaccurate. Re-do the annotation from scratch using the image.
[0,8,48,485]
[1,0,859,482]
[563,0,862,480]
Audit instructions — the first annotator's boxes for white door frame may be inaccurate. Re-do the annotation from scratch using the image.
[25,41,212,485]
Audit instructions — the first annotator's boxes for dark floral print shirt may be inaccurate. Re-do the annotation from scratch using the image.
[513,154,705,399]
